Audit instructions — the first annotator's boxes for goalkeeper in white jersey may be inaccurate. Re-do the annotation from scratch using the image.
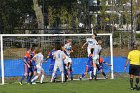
[82,33,98,57]
[51,44,66,83]
[31,48,44,84]
[63,39,73,81]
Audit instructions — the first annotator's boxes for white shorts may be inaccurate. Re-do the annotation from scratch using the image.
[36,64,44,74]
[53,62,64,72]
[92,55,99,64]
[64,56,72,64]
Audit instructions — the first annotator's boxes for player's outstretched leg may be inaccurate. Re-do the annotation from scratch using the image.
[31,75,38,84]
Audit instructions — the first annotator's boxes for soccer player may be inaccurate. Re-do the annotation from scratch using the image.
[82,33,98,57]
[31,48,44,84]
[47,48,56,74]
[51,44,66,83]
[124,44,140,90]
[19,47,31,85]
[26,47,36,83]
[63,39,73,81]
[80,48,94,80]
[92,40,102,79]
[96,57,112,79]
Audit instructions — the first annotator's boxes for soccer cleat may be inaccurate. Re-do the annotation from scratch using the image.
[65,77,68,82]
[32,82,36,85]
[19,82,23,85]
[71,77,73,81]
[51,78,55,83]
[130,87,134,90]
[105,76,108,79]
[79,77,82,80]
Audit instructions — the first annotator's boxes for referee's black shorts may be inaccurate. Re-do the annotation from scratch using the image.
[129,64,140,76]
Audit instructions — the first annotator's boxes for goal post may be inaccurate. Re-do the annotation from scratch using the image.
[0,33,114,85]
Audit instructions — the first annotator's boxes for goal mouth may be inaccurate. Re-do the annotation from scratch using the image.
[0,33,113,84]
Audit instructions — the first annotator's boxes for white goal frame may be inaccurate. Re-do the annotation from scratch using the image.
[0,33,114,85]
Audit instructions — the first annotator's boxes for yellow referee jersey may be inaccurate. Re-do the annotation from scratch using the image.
[128,50,140,65]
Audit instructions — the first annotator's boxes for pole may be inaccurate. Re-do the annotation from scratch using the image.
[130,0,133,47]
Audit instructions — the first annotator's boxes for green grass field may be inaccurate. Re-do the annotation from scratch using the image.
[0,78,139,93]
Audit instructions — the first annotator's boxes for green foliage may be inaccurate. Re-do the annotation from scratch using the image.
[136,33,140,38]
[0,0,34,33]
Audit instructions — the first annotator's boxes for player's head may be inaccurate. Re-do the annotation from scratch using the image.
[132,43,138,50]
[99,57,104,63]
[26,47,31,52]
[61,44,65,51]
[31,47,35,52]
[98,40,102,45]
[67,39,72,44]
[90,48,94,54]
[55,44,62,50]
[35,48,42,54]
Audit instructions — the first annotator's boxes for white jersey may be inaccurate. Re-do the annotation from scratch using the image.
[33,53,44,66]
[93,44,102,57]
[86,38,98,48]
[64,43,72,55]
[53,50,65,72]
[54,50,65,64]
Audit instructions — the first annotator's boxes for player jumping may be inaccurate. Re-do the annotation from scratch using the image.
[82,33,98,57]
[63,39,73,81]
[92,40,102,79]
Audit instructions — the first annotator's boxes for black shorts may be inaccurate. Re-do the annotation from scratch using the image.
[129,64,140,76]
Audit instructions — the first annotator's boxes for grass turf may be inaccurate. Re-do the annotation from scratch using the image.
[0,78,139,93]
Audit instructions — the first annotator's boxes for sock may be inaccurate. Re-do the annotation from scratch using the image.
[102,72,106,77]
[130,78,133,88]
[70,71,73,79]
[136,78,139,85]
[61,72,64,83]
[82,73,85,78]
[20,76,25,82]
[40,75,44,83]
[51,73,55,82]
[94,68,97,76]
[31,76,38,82]
[26,75,31,83]
[89,71,92,79]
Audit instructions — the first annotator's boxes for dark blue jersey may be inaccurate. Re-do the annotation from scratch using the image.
[86,54,93,66]
[48,50,56,65]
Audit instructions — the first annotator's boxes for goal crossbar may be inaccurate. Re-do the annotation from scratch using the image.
[0,33,114,85]
[0,33,112,37]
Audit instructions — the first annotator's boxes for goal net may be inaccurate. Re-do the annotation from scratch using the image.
[0,34,113,84]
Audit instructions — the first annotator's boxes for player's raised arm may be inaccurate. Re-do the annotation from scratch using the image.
[82,42,87,49]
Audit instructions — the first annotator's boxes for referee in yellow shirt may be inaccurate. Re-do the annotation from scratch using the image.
[124,44,140,90]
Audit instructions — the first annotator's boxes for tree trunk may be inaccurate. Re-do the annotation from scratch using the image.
[33,0,44,33]
[33,0,44,47]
